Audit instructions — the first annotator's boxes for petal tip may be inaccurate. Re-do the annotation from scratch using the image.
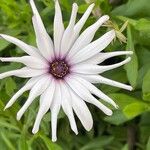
[106,109,113,116]
[75,130,79,135]
[102,15,110,20]
[4,105,9,111]
[16,112,22,121]
[86,125,93,132]
[128,51,134,55]
[115,105,119,109]
[129,86,133,91]
[126,57,132,62]
[52,137,57,142]
[72,3,78,10]
[90,3,95,8]
[32,128,38,134]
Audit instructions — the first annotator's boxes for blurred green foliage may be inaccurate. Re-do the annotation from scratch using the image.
[0,0,150,149]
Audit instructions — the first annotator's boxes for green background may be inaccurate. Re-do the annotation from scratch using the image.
[0,0,150,149]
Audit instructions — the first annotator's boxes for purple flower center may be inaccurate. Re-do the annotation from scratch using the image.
[50,60,70,79]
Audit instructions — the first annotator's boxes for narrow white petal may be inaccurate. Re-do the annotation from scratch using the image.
[70,89,93,131]
[54,0,64,57]
[69,3,95,46]
[17,75,51,120]
[65,77,113,116]
[0,67,47,79]
[68,15,109,58]
[83,51,133,64]
[71,57,131,74]
[60,3,78,57]
[74,76,118,108]
[70,30,115,64]
[0,34,41,58]
[4,76,41,110]
[0,56,49,69]
[79,74,133,91]
[30,0,54,61]
[32,79,55,134]
[60,82,78,134]
[73,3,95,38]
[51,83,61,142]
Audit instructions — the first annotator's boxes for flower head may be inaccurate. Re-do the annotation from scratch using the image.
[0,0,133,142]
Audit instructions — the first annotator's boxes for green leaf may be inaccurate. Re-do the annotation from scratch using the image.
[137,63,150,89]
[134,19,150,33]
[0,63,21,72]
[18,135,28,150]
[78,4,89,14]
[121,144,128,150]
[0,119,20,131]
[39,134,62,150]
[104,110,128,125]
[80,136,114,150]
[100,68,128,93]
[29,133,62,150]
[142,70,150,101]
[123,102,149,119]
[5,77,17,96]
[108,93,149,119]
[111,0,150,17]
[146,137,150,150]
[125,25,138,88]
[0,131,16,150]
[0,40,10,51]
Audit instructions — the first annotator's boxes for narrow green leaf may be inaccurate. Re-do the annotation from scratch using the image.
[29,133,62,150]
[0,131,16,150]
[39,134,62,150]
[142,70,150,101]
[18,135,28,150]
[0,120,20,131]
[125,25,138,88]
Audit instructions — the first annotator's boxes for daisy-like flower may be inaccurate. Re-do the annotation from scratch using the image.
[0,0,133,141]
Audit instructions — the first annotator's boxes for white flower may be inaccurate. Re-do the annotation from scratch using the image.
[0,0,133,142]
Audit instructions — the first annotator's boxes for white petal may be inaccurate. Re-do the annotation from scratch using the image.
[60,82,78,134]
[4,76,42,110]
[32,79,55,134]
[73,3,95,40]
[79,74,133,91]
[0,67,47,79]
[0,56,49,69]
[69,30,115,64]
[68,15,109,58]
[0,34,42,58]
[65,76,113,116]
[83,51,133,64]
[70,89,93,131]
[54,0,64,57]
[71,57,131,74]
[67,3,95,48]
[17,75,51,120]
[75,76,118,108]
[50,83,61,142]
[30,0,54,61]
[60,3,78,58]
